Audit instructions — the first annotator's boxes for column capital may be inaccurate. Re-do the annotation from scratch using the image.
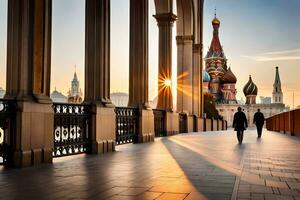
[193,43,202,53]
[176,35,194,45]
[153,13,177,26]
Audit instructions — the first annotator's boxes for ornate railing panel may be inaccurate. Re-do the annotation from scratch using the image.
[179,113,188,133]
[0,99,15,165]
[153,109,166,137]
[53,103,91,157]
[115,107,139,145]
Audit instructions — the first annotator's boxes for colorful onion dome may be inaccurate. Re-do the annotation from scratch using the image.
[221,67,237,83]
[243,75,258,96]
[203,70,211,82]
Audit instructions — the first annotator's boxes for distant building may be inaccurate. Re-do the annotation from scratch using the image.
[67,71,83,104]
[50,88,68,103]
[217,67,289,127]
[260,96,272,104]
[110,92,128,107]
[273,67,283,103]
[203,13,288,126]
[0,87,5,98]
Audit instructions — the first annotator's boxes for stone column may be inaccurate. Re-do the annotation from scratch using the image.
[154,13,178,135]
[192,43,202,117]
[6,0,53,167]
[154,13,176,111]
[85,0,115,153]
[129,0,154,142]
[176,35,194,115]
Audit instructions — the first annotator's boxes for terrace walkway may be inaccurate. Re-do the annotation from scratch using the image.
[1,129,300,200]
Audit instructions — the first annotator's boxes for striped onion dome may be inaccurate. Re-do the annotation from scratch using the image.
[243,75,258,96]
[203,70,211,82]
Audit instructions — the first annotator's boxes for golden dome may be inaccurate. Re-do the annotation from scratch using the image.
[212,17,220,25]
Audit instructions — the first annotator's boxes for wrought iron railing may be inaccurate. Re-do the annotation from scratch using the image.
[153,109,166,137]
[115,107,139,145]
[53,103,91,157]
[179,113,188,133]
[0,99,15,165]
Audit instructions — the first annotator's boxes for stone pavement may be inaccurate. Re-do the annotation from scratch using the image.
[1,129,300,200]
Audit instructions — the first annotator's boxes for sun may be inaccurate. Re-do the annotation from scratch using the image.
[163,79,172,87]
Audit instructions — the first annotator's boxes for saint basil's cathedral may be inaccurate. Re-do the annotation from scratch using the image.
[204,13,237,104]
[203,13,288,127]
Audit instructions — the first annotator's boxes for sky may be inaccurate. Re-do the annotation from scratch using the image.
[0,0,299,108]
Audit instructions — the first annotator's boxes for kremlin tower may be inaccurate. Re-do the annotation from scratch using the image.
[273,66,283,103]
[67,70,83,103]
[204,12,237,104]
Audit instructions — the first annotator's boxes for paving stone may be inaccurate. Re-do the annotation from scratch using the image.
[278,188,300,196]
[250,193,264,200]
[155,193,188,200]
[287,182,300,190]
[265,180,289,188]
[0,130,299,200]
[264,194,294,200]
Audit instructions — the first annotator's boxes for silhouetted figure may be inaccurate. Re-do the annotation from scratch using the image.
[253,109,265,138]
[233,107,248,144]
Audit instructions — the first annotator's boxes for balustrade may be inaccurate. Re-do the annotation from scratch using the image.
[153,109,166,137]
[0,99,15,165]
[53,103,91,157]
[115,107,139,144]
[266,109,300,136]
[179,113,188,133]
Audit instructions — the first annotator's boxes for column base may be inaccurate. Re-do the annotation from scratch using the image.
[206,118,212,131]
[12,101,54,167]
[138,109,155,143]
[90,106,116,154]
[196,117,204,132]
[213,119,218,131]
[166,112,179,136]
[187,115,194,133]
[92,140,115,154]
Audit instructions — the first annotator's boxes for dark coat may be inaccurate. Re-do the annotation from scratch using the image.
[253,112,265,126]
[233,111,248,131]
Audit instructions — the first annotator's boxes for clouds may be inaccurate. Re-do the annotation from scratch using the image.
[242,49,300,61]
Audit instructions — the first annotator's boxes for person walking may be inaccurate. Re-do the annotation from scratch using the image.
[232,107,248,144]
[253,109,265,138]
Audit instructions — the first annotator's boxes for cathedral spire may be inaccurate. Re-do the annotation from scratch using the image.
[273,66,283,103]
[275,66,281,84]
[206,10,223,58]
[214,7,217,18]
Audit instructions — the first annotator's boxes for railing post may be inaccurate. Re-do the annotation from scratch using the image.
[290,110,295,136]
